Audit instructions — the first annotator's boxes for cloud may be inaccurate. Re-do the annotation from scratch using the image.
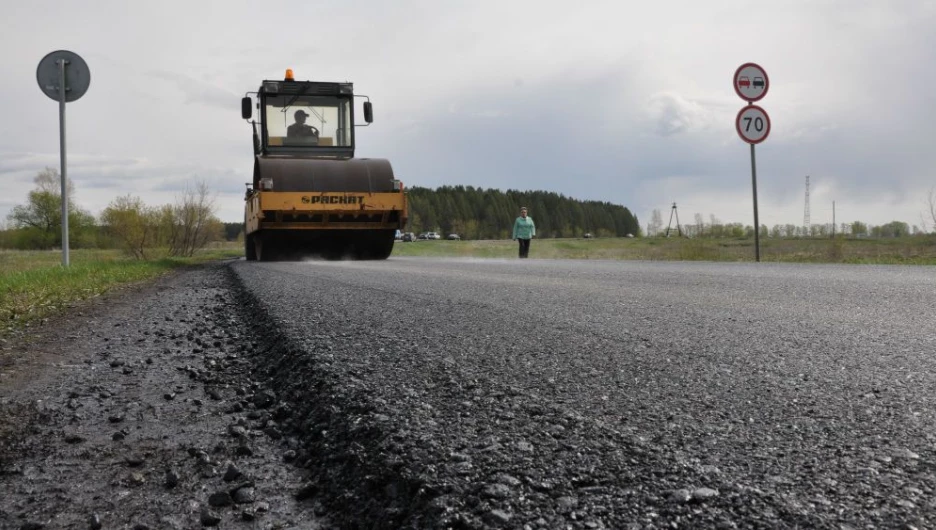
[0,151,248,220]
[644,92,715,137]
[1,0,935,230]
[148,70,241,111]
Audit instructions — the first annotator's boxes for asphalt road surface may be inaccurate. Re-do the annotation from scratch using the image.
[228,257,936,529]
[2,257,934,530]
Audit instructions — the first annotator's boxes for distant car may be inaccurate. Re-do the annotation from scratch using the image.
[402,232,417,242]
[583,233,593,239]
[417,233,429,240]
[427,232,441,240]
[394,230,402,240]
[447,234,460,240]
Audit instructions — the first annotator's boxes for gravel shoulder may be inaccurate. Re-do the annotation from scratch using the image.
[0,262,328,530]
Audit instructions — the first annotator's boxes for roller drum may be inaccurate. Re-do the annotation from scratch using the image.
[253,157,395,192]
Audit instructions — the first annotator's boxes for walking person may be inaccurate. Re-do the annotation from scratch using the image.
[512,206,536,258]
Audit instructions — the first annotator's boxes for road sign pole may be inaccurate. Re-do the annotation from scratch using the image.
[734,63,769,263]
[58,58,70,267]
[750,143,760,262]
[38,50,89,267]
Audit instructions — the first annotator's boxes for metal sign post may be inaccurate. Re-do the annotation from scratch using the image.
[750,143,760,261]
[57,59,69,267]
[36,50,90,267]
[734,63,770,262]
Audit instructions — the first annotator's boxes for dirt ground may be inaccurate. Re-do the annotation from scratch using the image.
[0,262,328,530]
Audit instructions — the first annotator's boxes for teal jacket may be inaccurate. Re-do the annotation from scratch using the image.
[512,216,536,239]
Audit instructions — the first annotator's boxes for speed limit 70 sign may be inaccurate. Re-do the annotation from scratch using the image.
[736,105,770,144]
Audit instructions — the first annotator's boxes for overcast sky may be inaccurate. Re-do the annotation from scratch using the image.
[2,0,935,232]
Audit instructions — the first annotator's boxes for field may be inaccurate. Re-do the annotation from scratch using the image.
[1,236,933,339]
[391,235,936,264]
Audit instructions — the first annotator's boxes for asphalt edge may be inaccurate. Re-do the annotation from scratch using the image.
[221,262,435,529]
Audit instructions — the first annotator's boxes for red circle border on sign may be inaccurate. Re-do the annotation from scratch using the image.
[733,62,769,102]
[736,105,771,144]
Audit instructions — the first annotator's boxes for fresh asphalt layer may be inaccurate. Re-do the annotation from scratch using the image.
[229,257,936,528]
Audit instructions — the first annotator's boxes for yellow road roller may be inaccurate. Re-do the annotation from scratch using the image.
[241,69,407,260]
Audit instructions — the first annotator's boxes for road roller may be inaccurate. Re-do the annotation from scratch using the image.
[241,69,407,260]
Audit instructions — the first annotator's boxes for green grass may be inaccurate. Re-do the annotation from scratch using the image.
[0,247,242,338]
[391,235,936,264]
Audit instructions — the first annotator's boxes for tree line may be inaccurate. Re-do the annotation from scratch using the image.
[1,168,223,258]
[402,185,641,239]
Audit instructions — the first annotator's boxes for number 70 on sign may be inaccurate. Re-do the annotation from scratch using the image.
[736,105,770,144]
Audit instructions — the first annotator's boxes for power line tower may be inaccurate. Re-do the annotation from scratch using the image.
[803,175,811,237]
[665,202,683,237]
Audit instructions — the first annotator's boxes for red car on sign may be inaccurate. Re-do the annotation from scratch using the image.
[738,76,751,88]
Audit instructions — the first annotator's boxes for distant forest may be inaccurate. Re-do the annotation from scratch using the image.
[404,186,640,239]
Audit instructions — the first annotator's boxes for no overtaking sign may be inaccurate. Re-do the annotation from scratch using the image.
[734,62,768,102]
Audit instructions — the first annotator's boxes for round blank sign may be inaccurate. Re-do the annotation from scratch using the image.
[36,50,90,102]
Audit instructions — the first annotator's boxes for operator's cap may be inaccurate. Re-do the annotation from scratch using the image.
[295,110,309,118]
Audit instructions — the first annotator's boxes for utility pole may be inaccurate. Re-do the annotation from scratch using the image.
[804,175,811,237]
[832,200,836,238]
[665,202,682,237]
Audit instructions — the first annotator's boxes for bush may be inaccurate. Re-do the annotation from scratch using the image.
[100,181,224,259]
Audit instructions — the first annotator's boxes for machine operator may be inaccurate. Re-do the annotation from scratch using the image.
[287,109,319,138]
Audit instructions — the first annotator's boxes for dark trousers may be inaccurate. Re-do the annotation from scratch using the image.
[518,238,531,258]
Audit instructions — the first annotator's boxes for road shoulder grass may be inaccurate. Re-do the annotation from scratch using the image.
[0,249,242,340]
[391,235,936,264]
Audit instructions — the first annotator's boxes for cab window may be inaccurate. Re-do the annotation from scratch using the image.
[264,95,352,148]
